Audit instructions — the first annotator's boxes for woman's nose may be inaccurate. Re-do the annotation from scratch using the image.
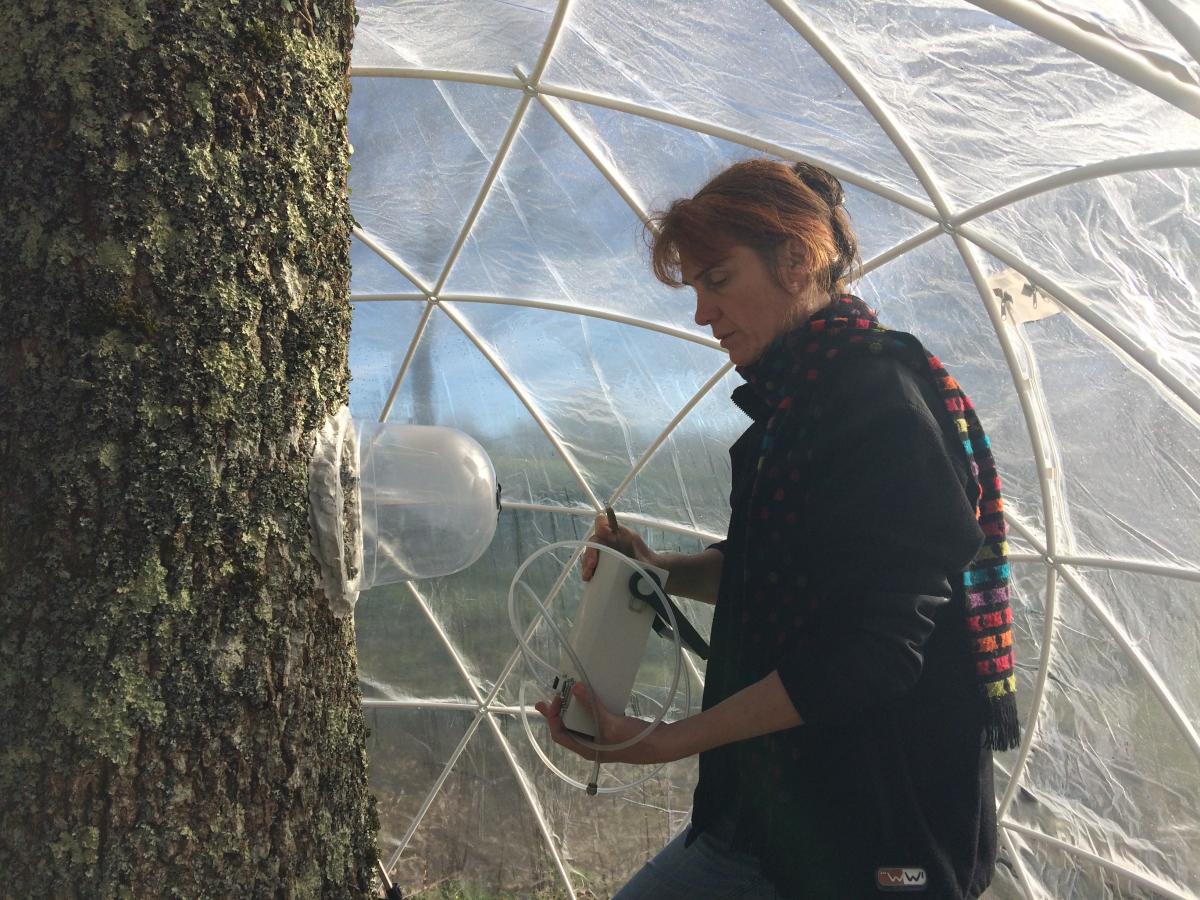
[694,291,716,327]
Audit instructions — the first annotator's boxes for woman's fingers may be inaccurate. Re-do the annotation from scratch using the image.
[570,684,628,752]
[567,684,599,743]
[535,685,605,746]
[535,695,565,740]
[534,694,562,720]
[536,695,576,747]
[582,511,618,581]
[537,685,668,765]
[536,692,596,756]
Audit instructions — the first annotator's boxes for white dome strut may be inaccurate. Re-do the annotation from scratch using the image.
[965,0,1200,119]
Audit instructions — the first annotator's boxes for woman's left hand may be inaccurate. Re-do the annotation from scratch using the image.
[537,672,800,770]
[535,683,681,765]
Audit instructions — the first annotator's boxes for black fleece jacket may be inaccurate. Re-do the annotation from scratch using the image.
[688,353,996,899]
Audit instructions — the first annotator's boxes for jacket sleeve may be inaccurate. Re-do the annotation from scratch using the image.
[775,365,984,725]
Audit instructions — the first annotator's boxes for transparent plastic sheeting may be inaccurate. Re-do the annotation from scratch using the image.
[347,1,1200,897]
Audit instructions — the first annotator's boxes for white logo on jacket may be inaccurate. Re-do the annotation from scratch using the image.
[876,866,928,891]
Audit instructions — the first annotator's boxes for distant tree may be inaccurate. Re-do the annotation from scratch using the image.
[411,330,437,423]
[0,1,377,895]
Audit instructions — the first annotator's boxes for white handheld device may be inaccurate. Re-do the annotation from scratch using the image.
[557,552,670,738]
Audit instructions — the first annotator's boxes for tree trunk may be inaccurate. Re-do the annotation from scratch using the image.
[0,2,377,896]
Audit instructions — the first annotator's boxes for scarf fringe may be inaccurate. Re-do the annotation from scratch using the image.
[984,695,1021,752]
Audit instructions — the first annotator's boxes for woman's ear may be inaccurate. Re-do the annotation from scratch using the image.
[781,238,807,294]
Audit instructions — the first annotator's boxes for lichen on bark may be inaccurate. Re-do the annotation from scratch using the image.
[0,1,378,895]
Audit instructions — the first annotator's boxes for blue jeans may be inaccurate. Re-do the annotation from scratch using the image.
[612,821,782,899]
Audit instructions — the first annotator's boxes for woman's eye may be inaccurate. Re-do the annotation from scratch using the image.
[708,275,727,288]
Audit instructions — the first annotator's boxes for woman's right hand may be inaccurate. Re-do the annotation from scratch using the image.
[582,510,660,581]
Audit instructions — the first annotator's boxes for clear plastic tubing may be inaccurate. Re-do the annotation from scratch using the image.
[508,540,690,795]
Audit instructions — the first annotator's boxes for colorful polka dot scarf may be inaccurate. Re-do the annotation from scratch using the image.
[741,294,1020,751]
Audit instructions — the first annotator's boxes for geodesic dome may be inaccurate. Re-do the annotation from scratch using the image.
[344,2,1200,897]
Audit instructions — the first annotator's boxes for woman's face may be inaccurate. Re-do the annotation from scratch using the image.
[681,243,806,366]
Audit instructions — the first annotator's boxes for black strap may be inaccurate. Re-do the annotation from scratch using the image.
[628,571,710,660]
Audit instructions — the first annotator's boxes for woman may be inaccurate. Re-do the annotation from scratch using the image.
[536,159,1018,899]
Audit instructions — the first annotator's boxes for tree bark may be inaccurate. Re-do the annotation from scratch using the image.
[0,1,377,896]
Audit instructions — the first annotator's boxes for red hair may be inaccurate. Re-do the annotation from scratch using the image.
[648,159,859,295]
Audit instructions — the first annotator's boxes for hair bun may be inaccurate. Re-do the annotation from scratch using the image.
[791,161,845,209]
